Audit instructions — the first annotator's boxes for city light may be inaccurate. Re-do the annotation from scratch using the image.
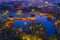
[0,0,59,40]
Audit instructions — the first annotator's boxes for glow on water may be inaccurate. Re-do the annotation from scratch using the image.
[13,15,56,36]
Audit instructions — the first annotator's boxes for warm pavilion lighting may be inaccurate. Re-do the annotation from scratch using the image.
[5,24,9,27]
[6,10,9,13]
[17,10,22,14]
[18,28,23,32]
[5,22,10,28]
[4,10,9,15]
[22,36,26,40]
[16,31,19,35]
[39,13,44,16]
[22,18,27,21]
[27,38,30,40]
[27,17,36,21]
[47,14,54,19]
[55,20,60,25]
[38,38,42,40]
[29,26,32,30]
[32,9,35,12]
[10,18,14,21]
[18,10,22,13]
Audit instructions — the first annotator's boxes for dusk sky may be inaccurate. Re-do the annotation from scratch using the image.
[0,0,60,3]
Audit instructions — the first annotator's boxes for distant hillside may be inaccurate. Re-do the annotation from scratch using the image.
[0,1,60,14]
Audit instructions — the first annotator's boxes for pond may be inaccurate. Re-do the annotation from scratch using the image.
[0,12,56,36]
[13,15,56,36]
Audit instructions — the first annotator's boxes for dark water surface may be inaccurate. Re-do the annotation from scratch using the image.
[13,15,56,36]
[0,13,56,36]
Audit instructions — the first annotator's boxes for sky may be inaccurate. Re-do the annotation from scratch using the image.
[0,0,60,3]
[45,0,60,3]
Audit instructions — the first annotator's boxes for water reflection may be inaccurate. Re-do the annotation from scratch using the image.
[13,15,56,36]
